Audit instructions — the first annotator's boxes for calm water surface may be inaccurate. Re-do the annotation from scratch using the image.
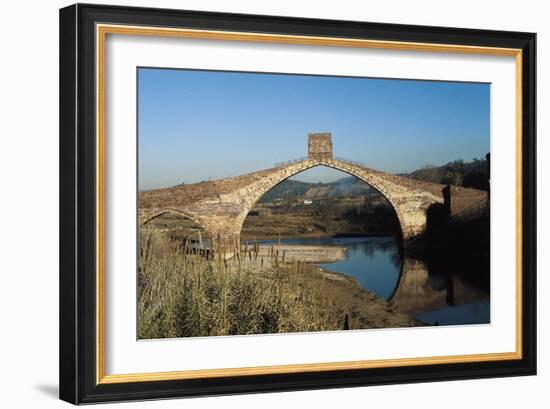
[257,236,490,326]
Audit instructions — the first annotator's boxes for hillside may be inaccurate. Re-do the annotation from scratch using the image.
[406,157,489,191]
[258,177,376,203]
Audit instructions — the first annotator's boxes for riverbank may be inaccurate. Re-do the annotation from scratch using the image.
[139,229,420,338]
[311,264,421,329]
[228,251,419,330]
[231,243,420,330]
[241,231,398,242]
[254,244,347,263]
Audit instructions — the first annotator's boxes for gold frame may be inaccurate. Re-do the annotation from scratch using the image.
[95,23,523,385]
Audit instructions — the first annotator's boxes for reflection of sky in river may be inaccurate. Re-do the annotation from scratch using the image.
[320,237,401,300]
[257,236,402,300]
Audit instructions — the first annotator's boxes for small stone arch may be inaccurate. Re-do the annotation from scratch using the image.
[140,209,212,247]
[140,208,205,229]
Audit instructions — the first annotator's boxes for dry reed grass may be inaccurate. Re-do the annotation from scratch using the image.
[138,228,339,339]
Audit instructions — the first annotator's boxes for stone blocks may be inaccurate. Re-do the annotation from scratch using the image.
[308,133,333,160]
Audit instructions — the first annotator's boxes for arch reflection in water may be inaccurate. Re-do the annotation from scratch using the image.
[257,235,490,326]
[391,257,490,326]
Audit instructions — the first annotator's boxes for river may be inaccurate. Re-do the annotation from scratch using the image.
[255,236,490,326]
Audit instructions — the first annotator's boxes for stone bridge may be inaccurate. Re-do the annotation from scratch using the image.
[139,133,487,251]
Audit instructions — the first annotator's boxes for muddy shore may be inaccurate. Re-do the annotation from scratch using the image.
[255,244,347,263]
[234,244,421,330]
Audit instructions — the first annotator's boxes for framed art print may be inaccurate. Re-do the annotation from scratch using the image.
[59,4,536,404]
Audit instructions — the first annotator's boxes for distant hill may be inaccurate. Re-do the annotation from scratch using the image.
[258,177,375,203]
[406,157,489,190]
[259,180,311,203]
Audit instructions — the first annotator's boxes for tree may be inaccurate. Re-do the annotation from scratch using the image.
[283,191,294,214]
[441,171,463,186]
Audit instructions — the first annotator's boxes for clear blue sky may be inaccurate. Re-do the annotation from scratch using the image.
[138,68,489,190]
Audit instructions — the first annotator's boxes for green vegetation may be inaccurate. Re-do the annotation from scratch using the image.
[138,228,338,339]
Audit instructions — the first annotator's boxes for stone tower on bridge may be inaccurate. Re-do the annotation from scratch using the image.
[308,132,333,160]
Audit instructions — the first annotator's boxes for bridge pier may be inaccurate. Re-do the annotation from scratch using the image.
[208,232,241,258]
[199,215,245,257]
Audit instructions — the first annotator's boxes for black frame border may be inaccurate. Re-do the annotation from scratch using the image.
[59,3,536,404]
